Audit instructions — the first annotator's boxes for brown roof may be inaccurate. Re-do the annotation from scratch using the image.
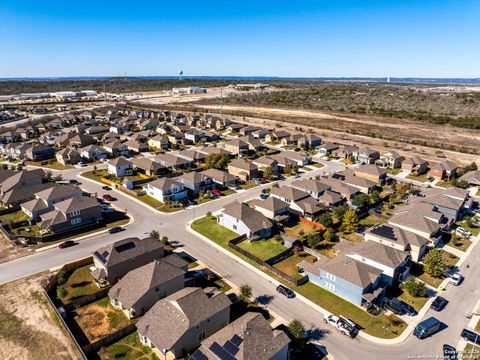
[270,186,309,202]
[228,159,258,172]
[148,177,183,191]
[222,201,273,233]
[251,197,289,213]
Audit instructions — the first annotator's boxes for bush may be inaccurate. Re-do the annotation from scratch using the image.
[401,277,427,297]
[423,249,446,278]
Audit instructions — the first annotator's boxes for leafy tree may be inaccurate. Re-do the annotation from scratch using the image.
[205,153,229,170]
[317,213,333,227]
[332,204,348,223]
[263,166,274,180]
[306,230,321,249]
[287,319,306,341]
[342,208,359,233]
[402,276,427,297]
[323,227,335,242]
[274,234,283,242]
[239,284,252,302]
[370,190,380,203]
[45,170,53,181]
[149,230,160,240]
[423,249,446,278]
[284,164,292,175]
[352,194,370,207]
[160,236,169,244]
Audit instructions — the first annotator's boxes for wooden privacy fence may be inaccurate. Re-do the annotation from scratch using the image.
[62,288,110,312]
[81,323,137,355]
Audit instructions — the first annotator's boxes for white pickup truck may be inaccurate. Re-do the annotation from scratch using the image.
[323,314,358,337]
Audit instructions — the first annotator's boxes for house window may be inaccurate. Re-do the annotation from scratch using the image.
[233,225,237,230]
[325,272,336,281]
[324,281,336,292]
[70,218,81,225]
[70,210,80,217]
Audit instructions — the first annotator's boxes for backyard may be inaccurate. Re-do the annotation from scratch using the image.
[359,214,388,227]
[0,209,29,224]
[238,238,287,261]
[272,252,315,280]
[55,264,100,304]
[74,296,132,343]
[408,250,459,289]
[98,331,159,360]
[191,215,239,247]
[284,222,317,238]
[25,160,73,170]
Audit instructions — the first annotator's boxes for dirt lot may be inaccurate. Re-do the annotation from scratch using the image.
[0,233,35,264]
[0,272,82,360]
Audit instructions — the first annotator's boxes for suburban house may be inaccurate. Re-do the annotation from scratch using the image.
[252,128,270,139]
[109,254,188,319]
[20,184,83,219]
[69,133,95,148]
[239,126,261,136]
[411,187,471,220]
[376,151,405,169]
[56,148,81,165]
[365,224,428,262]
[103,141,130,157]
[291,179,331,199]
[107,157,134,177]
[155,153,193,170]
[228,159,258,181]
[279,151,311,167]
[334,145,358,160]
[217,201,274,239]
[318,143,339,157]
[185,129,208,143]
[124,139,149,153]
[269,154,296,171]
[79,145,108,161]
[428,160,458,181]
[177,149,207,164]
[252,156,279,174]
[249,197,290,221]
[130,157,166,176]
[0,169,50,206]
[191,312,290,360]
[25,144,55,161]
[265,130,290,143]
[175,172,214,195]
[333,170,378,194]
[269,185,323,219]
[198,146,232,158]
[281,134,303,147]
[144,178,187,203]
[401,156,428,175]
[91,237,165,285]
[317,189,344,207]
[200,169,237,188]
[136,287,231,359]
[353,164,388,185]
[459,170,480,187]
[270,186,309,205]
[224,139,249,157]
[239,135,264,152]
[147,134,169,150]
[38,196,102,233]
[354,148,380,164]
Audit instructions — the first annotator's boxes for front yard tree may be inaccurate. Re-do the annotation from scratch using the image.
[423,249,446,278]
[402,276,427,297]
[323,227,335,242]
[306,230,321,249]
[45,170,53,181]
[239,284,252,302]
[332,204,348,223]
[205,153,229,170]
[263,166,274,180]
[288,319,306,341]
[352,194,370,208]
[370,190,380,203]
[342,208,359,233]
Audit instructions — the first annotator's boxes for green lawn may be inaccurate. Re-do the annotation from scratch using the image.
[273,253,314,279]
[81,169,109,182]
[0,210,29,224]
[337,231,364,242]
[293,282,406,338]
[447,236,472,252]
[406,173,429,182]
[191,215,239,246]
[436,180,455,188]
[25,160,73,170]
[397,291,429,313]
[284,222,317,238]
[388,168,402,175]
[56,265,99,303]
[442,250,460,268]
[457,221,480,237]
[238,238,287,261]
[359,214,387,226]
[409,263,444,288]
[300,166,313,172]
[99,331,159,360]
[239,181,259,190]
[137,194,183,213]
[222,188,237,196]
[313,162,325,168]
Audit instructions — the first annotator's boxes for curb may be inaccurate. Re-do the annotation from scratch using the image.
[186,220,411,345]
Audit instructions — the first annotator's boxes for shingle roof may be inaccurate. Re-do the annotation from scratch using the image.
[366,223,428,248]
[222,201,273,234]
[228,159,257,171]
[35,184,82,201]
[291,179,330,194]
[148,177,183,191]
[108,254,187,309]
[136,287,231,351]
[250,197,289,213]
[270,186,309,202]
[108,156,132,167]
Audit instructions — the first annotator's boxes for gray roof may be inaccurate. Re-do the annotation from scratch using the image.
[192,312,290,360]
[318,189,343,206]
[354,164,388,177]
[108,157,132,167]
[136,287,231,351]
[270,186,309,202]
[148,177,183,191]
[93,237,164,267]
[222,201,273,234]
[35,184,82,201]
[250,197,289,213]
[403,156,427,165]
[460,170,480,186]
[388,212,442,236]
[291,179,330,194]
[130,156,165,172]
[342,241,410,269]
[108,254,187,309]
[431,160,458,172]
[228,159,258,172]
[366,223,428,248]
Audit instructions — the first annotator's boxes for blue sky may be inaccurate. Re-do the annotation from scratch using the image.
[0,1,479,78]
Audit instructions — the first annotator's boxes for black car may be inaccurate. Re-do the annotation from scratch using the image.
[102,186,112,191]
[108,226,123,234]
[58,240,76,249]
[431,296,448,312]
[276,285,295,298]
[443,344,457,360]
[383,300,404,315]
[396,300,417,316]
[461,329,480,345]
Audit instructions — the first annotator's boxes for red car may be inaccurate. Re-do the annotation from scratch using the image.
[211,189,222,197]
[58,240,75,249]
[103,194,113,201]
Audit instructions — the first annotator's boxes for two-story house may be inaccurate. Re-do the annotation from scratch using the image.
[144,178,187,203]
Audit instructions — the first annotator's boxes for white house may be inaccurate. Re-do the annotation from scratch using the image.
[107,157,134,177]
[144,178,187,203]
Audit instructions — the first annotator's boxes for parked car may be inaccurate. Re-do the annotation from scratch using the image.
[103,194,113,201]
[58,240,76,249]
[276,285,295,298]
[443,344,457,360]
[414,317,441,339]
[211,189,222,197]
[461,329,480,345]
[69,179,80,185]
[260,193,269,200]
[431,296,448,312]
[383,299,405,315]
[108,226,123,234]
[102,186,112,191]
[395,299,417,316]
[323,314,358,338]
[427,176,434,182]
[189,269,207,278]
[449,273,463,286]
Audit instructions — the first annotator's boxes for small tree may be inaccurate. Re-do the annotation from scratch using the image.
[160,236,169,244]
[45,170,53,181]
[239,284,252,302]
[263,166,274,180]
[149,230,160,240]
[332,204,348,223]
[93,164,98,175]
[317,213,333,227]
[288,319,306,341]
[306,230,321,249]
[402,276,427,297]
[370,190,380,203]
[342,208,359,233]
[323,227,335,242]
[352,194,370,208]
[284,164,292,175]
[423,249,445,278]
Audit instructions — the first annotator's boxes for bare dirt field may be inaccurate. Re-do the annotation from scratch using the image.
[157,103,480,166]
[0,272,82,360]
[0,233,34,264]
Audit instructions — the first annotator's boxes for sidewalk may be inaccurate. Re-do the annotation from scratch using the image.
[186,221,414,345]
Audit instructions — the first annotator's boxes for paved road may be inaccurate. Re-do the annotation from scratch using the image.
[0,160,478,359]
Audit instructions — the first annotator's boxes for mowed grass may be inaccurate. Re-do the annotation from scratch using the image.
[238,238,287,261]
[99,331,159,360]
[0,210,29,223]
[284,222,317,237]
[359,214,387,226]
[457,221,480,237]
[397,291,429,313]
[191,215,239,246]
[406,173,429,182]
[137,194,183,213]
[57,265,99,304]
[273,253,314,279]
[447,236,472,252]
[25,160,73,170]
